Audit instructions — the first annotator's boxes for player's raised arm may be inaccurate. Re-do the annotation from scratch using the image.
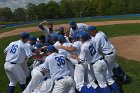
[38,20,51,37]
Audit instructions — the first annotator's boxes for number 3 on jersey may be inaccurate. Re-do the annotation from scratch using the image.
[10,44,18,54]
[89,44,96,56]
[55,56,65,66]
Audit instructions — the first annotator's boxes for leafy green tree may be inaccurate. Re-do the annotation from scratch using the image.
[95,0,112,15]
[0,7,13,21]
[37,3,47,20]
[128,0,140,14]
[26,3,38,20]
[83,0,97,16]
[13,8,27,21]
[59,0,74,18]
[46,1,60,19]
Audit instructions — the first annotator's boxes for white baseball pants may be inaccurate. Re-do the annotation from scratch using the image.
[4,62,26,86]
[104,51,119,70]
[52,76,75,93]
[23,68,45,93]
[92,59,114,88]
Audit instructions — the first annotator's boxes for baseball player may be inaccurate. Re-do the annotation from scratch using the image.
[31,49,78,93]
[46,45,76,93]
[38,21,58,38]
[31,78,54,93]
[4,32,33,93]
[57,34,82,89]
[36,45,76,93]
[58,33,97,93]
[23,60,49,93]
[87,26,128,84]
[21,36,37,83]
[24,45,77,93]
[69,20,89,37]
[73,32,120,93]
[56,35,75,77]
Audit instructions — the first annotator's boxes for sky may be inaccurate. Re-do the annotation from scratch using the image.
[0,0,60,10]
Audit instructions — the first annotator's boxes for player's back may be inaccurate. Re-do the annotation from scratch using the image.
[5,40,27,63]
[94,31,115,54]
[45,53,70,80]
[79,39,102,64]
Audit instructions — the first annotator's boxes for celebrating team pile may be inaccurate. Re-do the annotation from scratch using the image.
[4,20,130,93]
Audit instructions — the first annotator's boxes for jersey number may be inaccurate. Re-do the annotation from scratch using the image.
[55,56,65,66]
[89,44,96,56]
[10,44,18,54]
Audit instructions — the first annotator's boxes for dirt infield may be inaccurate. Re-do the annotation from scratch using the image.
[110,35,140,61]
[1,20,140,39]
[0,20,140,61]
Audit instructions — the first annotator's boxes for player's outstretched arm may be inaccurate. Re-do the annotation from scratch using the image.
[58,45,76,52]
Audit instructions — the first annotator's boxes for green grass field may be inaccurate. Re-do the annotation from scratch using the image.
[0,23,140,93]
[0,16,140,33]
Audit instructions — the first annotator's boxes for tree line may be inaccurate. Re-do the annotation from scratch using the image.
[0,0,140,22]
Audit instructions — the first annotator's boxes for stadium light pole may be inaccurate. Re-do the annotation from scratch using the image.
[80,11,83,18]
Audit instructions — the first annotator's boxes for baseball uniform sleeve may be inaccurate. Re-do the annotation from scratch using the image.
[38,25,51,37]
[77,23,89,32]
[24,44,33,58]
[4,44,10,53]
[43,60,49,70]
[98,34,110,50]
[72,42,80,51]
[83,24,89,31]
[53,41,61,49]
[65,51,79,64]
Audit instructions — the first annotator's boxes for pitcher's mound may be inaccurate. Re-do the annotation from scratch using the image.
[110,35,140,61]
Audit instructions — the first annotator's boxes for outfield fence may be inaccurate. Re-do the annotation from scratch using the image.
[1,14,140,28]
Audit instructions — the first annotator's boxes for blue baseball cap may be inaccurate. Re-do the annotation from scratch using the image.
[20,32,30,38]
[69,20,76,27]
[87,26,97,32]
[58,27,64,32]
[79,31,90,41]
[57,35,65,42]
[47,45,56,52]
[29,36,37,42]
